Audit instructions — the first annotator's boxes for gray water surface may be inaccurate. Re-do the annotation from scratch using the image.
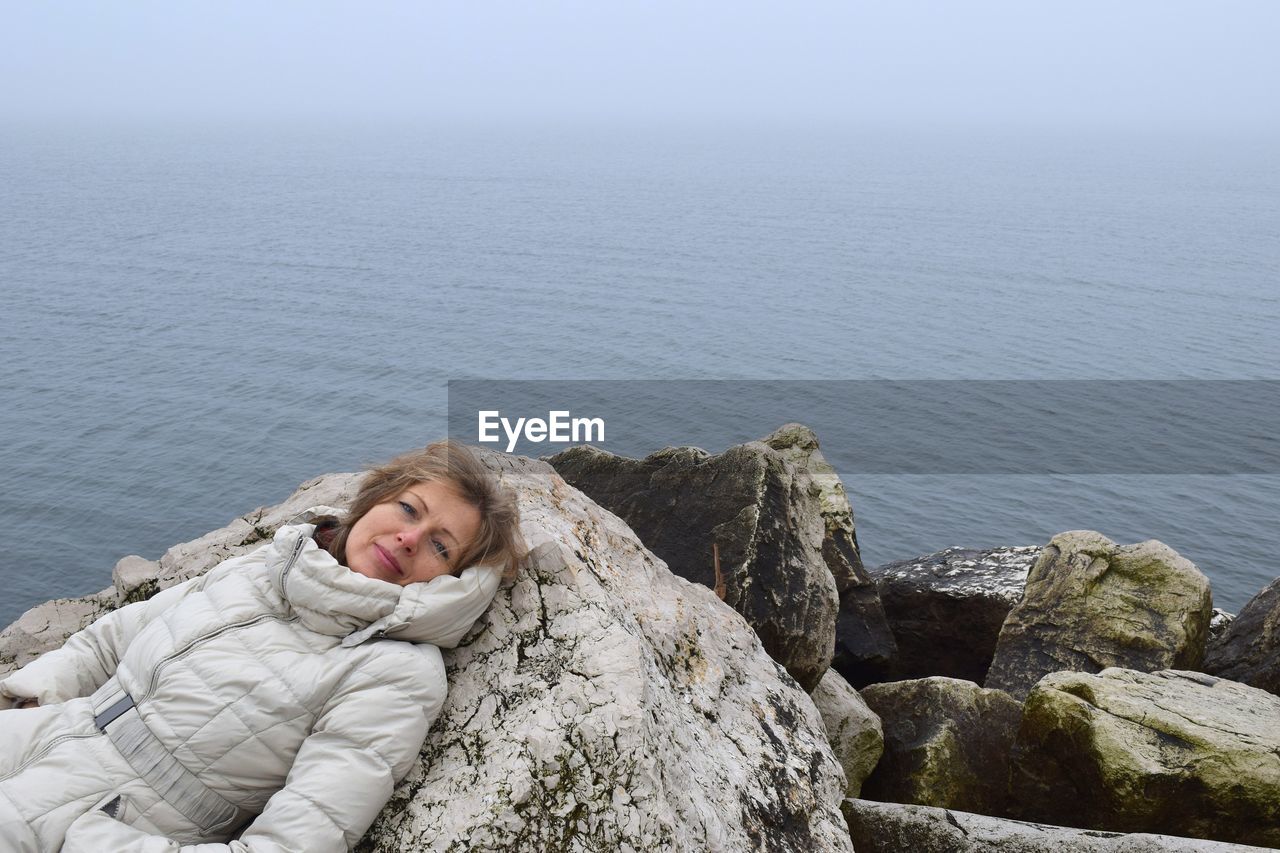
[2,122,1277,626]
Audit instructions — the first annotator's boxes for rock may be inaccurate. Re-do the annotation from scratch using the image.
[859,677,1022,815]
[841,799,1275,852]
[0,588,115,679]
[762,425,896,685]
[112,555,161,607]
[1204,576,1280,696]
[985,531,1213,700]
[354,451,851,852]
[1009,668,1280,847]
[546,433,842,691]
[873,546,1039,682]
[809,669,884,797]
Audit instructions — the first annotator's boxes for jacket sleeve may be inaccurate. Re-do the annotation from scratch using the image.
[0,553,254,706]
[61,642,448,853]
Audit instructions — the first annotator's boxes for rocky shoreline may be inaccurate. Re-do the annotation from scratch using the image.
[4,426,1279,851]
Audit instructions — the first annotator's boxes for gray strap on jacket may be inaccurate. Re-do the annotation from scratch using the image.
[91,677,252,837]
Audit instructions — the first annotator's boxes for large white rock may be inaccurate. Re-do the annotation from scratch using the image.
[358,451,852,851]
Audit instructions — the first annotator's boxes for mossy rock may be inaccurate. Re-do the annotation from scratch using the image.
[986,531,1212,700]
[860,677,1022,815]
[1009,668,1280,847]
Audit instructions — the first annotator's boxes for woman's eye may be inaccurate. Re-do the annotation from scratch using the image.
[433,540,449,559]
[398,501,416,517]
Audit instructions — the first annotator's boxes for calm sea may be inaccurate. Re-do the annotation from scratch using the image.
[2,121,1277,628]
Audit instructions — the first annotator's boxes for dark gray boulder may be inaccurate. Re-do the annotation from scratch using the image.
[985,531,1212,700]
[842,799,1276,852]
[547,431,848,691]
[762,425,896,685]
[873,546,1039,683]
[1009,668,1280,847]
[859,677,1022,816]
[1204,576,1280,697]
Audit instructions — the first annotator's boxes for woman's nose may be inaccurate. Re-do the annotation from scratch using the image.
[396,526,421,551]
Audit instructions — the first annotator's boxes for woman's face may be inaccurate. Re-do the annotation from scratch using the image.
[345,480,482,585]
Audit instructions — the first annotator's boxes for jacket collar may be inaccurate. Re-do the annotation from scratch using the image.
[265,510,501,648]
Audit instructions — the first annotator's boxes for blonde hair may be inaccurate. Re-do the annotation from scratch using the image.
[321,440,524,581]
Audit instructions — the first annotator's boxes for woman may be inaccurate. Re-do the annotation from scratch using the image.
[0,440,523,852]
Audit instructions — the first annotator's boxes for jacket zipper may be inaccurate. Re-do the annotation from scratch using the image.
[137,535,309,704]
[278,533,308,602]
[136,612,300,704]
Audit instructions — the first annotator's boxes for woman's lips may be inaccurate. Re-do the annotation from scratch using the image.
[374,544,404,577]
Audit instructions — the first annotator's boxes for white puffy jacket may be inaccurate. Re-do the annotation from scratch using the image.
[0,511,500,852]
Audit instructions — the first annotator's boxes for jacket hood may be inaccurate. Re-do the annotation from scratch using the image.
[267,508,502,649]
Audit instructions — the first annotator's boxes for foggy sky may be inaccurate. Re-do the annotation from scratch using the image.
[3,1,1277,129]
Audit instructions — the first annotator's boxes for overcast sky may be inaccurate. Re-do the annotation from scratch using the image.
[3,1,1277,129]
